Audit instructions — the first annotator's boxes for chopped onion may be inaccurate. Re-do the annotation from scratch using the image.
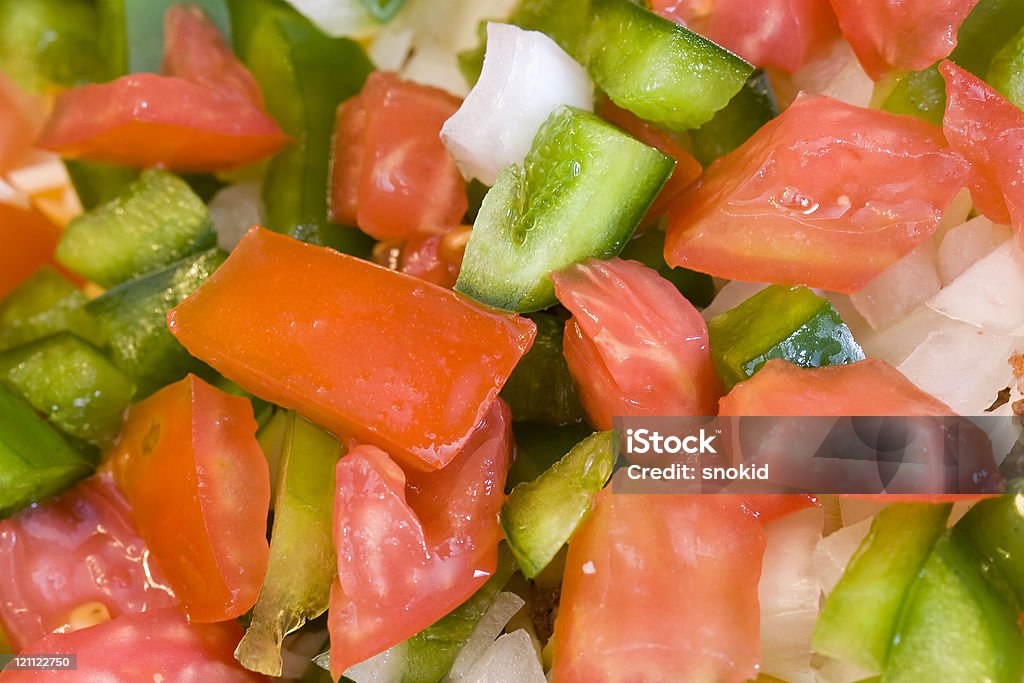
[927,240,1024,334]
[700,280,769,320]
[285,0,379,39]
[850,241,941,330]
[369,25,415,71]
[440,23,594,185]
[342,642,407,683]
[856,305,959,366]
[898,324,1020,414]
[400,0,518,53]
[759,508,824,681]
[5,154,82,226]
[936,215,1013,285]
[456,629,546,683]
[789,39,873,108]
[812,517,873,598]
[934,187,974,241]
[402,41,471,97]
[208,182,265,252]
[447,592,526,681]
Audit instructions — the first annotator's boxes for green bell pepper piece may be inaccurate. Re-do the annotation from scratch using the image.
[0,382,93,518]
[0,268,101,351]
[955,481,1024,604]
[502,431,614,578]
[507,421,595,490]
[708,285,864,391]
[236,413,344,676]
[988,24,1024,109]
[0,0,103,92]
[500,313,584,425]
[64,161,140,212]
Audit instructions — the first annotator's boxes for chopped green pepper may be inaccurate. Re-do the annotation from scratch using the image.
[988,24,1024,109]
[63,160,140,212]
[955,481,1024,604]
[501,313,584,425]
[0,0,103,91]
[507,421,595,489]
[0,268,100,351]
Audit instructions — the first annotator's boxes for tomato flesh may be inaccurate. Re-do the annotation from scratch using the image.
[329,72,468,241]
[110,375,270,623]
[552,491,765,683]
[327,400,512,677]
[553,258,721,430]
[829,0,980,79]
[0,72,42,173]
[1,607,265,681]
[0,204,63,300]
[0,474,176,652]
[664,94,970,293]
[168,227,535,471]
[940,60,1024,243]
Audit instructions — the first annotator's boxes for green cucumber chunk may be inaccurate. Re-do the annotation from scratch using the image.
[0,382,93,518]
[880,0,1024,124]
[988,24,1024,109]
[618,228,714,308]
[813,503,951,672]
[63,160,139,212]
[508,421,594,490]
[579,0,753,132]
[883,533,1023,683]
[955,482,1024,604]
[455,106,673,312]
[502,431,614,578]
[0,0,103,92]
[0,333,134,447]
[236,413,344,676]
[689,70,779,167]
[85,249,225,398]
[56,169,215,288]
[229,0,374,257]
[501,313,584,425]
[98,0,231,77]
[708,285,864,391]
[0,268,101,351]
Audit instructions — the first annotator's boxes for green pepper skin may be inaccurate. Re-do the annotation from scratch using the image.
[501,313,585,426]
[988,24,1024,109]
[955,482,1024,605]
[689,70,779,167]
[507,421,595,490]
[0,268,101,352]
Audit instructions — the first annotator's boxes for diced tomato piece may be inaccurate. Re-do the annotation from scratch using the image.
[552,491,765,683]
[168,227,535,471]
[372,228,470,289]
[327,400,512,677]
[652,0,839,72]
[1,607,265,681]
[829,0,980,79]
[328,71,468,241]
[743,494,819,524]
[719,358,954,416]
[0,204,65,300]
[664,94,969,293]
[940,61,1024,242]
[0,72,43,173]
[598,98,703,219]
[109,375,270,623]
[552,258,721,430]
[0,474,177,651]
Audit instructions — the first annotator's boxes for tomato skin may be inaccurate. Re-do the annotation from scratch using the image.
[327,400,511,678]
[0,607,265,682]
[329,72,468,241]
[664,94,970,293]
[829,0,980,79]
[168,227,535,472]
[652,0,838,72]
[110,375,270,623]
[0,204,63,300]
[0,474,176,652]
[552,258,721,430]
[552,491,765,683]
[940,60,1024,242]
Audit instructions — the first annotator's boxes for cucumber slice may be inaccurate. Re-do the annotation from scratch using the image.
[618,228,714,307]
[63,160,139,211]
[0,382,93,518]
[690,70,779,166]
[501,313,584,425]
[508,420,594,490]
[0,268,101,351]
[708,285,864,391]
[579,0,753,132]
[85,249,226,398]
[813,503,951,673]
[56,169,215,288]
[455,106,673,313]
[0,333,134,447]
[502,431,614,578]
[0,0,103,92]
[955,483,1024,604]
[988,24,1024,109]
[883,533,1023,683]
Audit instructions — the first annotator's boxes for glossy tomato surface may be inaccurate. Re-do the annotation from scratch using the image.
[110,375,270,623]
[327,400,512,677]
[0,473,176,652]
[553,258,721,430]
[0,608,265,682]
[552,491,765,683]
[664,94,970,293]
[329,71,467,241]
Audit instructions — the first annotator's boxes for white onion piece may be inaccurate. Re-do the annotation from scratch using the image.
[927,240,1024,334]
[446,592,525,681]
[458,629,546,683]
[369,25,415,71]
[759,508,824,681]
[934,187,974,241]
[856,305,959,366]
[700,280,769,320]
[789,39,873,107]
[936,215,1013,285]
[401,0,518,53]
[898,325,1019,414]
[402,42,471,97]
[837,497,890,526]
[208,182,265,252]
[341,642,406,683]
[812,517,873,598]
[850,242,941,330]
[440,23,594,186]
[285,0,378,39]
